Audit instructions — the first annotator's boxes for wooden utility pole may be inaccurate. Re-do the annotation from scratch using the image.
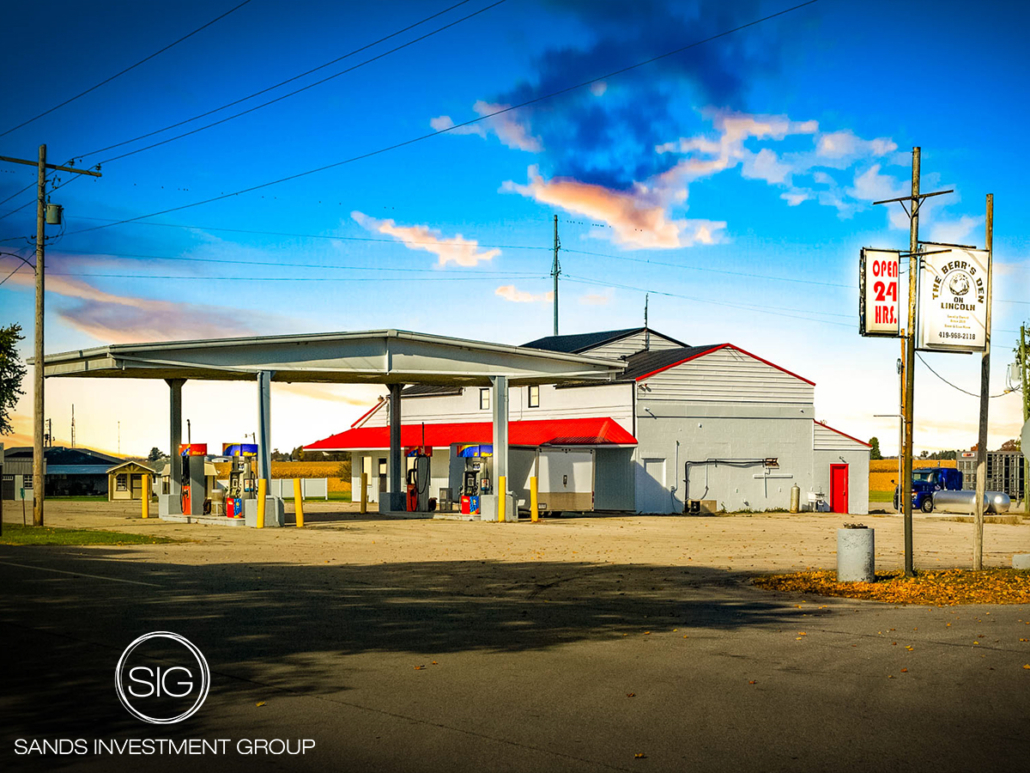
[899,330,906,508]
[33,144,45,526]
[1021,324,1028,509]
[552,215,560,336]
[972,194,994,570]
[901,147,920,577]
[872,148,952,577]
[0,147,101,526]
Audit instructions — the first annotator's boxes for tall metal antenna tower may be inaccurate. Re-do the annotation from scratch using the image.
[70,404,75,448]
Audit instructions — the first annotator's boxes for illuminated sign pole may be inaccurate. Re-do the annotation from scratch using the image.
[868,146,953,577]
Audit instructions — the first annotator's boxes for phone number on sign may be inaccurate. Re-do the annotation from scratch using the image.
[938,331,976,340]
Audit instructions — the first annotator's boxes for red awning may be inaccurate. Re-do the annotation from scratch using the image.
[305,417,636,451]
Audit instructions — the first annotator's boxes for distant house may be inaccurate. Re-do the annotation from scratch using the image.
[1,446,121,497]
[106,461,157,501]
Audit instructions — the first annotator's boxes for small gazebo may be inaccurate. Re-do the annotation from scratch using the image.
[106,461,156,502]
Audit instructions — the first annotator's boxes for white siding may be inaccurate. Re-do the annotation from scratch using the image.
[586,330,682,360]
[641,347,814,404]
[366,382,634,434]
[813,421,869,451]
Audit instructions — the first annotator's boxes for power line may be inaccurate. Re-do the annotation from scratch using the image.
[45,272,546,283]
[94,1,507,165]
[80,0,478,161]
[562,247,851,290]
[916,352,1017,399]
[62,0,820,238]
[15,248,542,276]
[0,0,256,139]
[562,274,855,328]
[60,216,551,251]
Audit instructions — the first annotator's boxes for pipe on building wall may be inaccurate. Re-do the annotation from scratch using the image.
[683,458,767,502]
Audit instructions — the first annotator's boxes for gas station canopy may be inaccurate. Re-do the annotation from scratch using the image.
[39,329,625,385]
[38,329,626,520]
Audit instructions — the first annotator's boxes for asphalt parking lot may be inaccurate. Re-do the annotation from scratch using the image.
[2,503,1030,772]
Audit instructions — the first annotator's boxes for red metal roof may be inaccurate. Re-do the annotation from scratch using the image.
[305,417,637,451]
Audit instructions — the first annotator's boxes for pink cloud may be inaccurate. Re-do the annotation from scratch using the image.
[495,284,553,303]
[503,166,725,250]
[351,211,499,267]
[3,257,260,343]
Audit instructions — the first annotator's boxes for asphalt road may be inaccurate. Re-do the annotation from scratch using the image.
[2,542,1030,773]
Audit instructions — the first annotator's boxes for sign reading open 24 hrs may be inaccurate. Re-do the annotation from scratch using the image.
[918,248,990,352]
[859,248,901,337]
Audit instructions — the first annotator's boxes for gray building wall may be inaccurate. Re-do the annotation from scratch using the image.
[813,448,869,515]
[634,401,817,513]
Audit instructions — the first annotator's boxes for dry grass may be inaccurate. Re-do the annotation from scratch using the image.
[754,568,1030,605]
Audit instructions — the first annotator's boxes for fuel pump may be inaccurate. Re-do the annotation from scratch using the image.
[405,447,432,512]
[178,443,207,515]
[222,443,257,519]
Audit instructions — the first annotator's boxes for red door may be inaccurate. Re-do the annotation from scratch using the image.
[830,464,849,514]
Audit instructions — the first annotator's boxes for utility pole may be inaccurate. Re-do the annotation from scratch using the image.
[644,293,650,350]
[0,147,100,527]
[901,147,920,577]
[70,404,75,448]
[1021,324,1028,509]
[972,194,994,570]
[872,147,952,577]
[552,215,560,336]
[899,331,905,506]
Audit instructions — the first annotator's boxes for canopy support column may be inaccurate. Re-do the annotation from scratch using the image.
[166,378,185,510]
[385,383,405,512]
[257,371,273,489]
[491,375,513,521]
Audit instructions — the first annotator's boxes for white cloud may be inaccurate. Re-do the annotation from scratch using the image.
[579,288,614,305]
[430,101,541,152]
[495,284,553,303]
[816,130,897,160]
[351,211,499,267]
[928,215,984,246]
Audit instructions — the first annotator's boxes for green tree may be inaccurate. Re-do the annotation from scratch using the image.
[868,437,882,460]
[147,447,167,462]
[0,323,27,436]
[290,445,305,461]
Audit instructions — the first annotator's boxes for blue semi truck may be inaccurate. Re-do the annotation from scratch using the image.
[893,467,963,513]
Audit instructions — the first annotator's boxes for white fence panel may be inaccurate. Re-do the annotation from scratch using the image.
[269,478,328,499]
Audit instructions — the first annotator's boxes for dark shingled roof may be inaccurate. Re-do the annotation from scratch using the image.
[522,327,686,354]
[618,345,725,381]
[555,344,725,388]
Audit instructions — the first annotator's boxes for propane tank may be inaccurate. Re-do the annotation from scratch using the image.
[789,484,800,514]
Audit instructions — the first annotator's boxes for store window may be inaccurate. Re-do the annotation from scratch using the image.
[116,474,128,491]
[479,388,490,410]
[528,385,540,408]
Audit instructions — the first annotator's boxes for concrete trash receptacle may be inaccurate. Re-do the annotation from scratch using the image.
[837,526,874,583]
[1013,554,1030,571]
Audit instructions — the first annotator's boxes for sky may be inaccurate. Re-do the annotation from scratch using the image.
[0,0,1027,458]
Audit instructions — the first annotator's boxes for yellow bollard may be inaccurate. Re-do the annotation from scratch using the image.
[360,472,368,514]
[294,478,304,528]
[141,474,150,519]
[530,476,538,523]
[498,475,506,523]
[256,478,267,529]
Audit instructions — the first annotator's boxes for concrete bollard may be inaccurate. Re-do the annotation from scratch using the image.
[1013,554,1030,570]
[837,525,874,583]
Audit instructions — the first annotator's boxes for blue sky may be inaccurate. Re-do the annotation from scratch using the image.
[1,0,1027,456]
